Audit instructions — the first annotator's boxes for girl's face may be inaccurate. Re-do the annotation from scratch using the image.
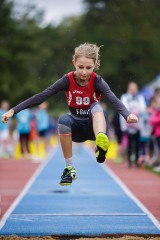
[73,57,95,82]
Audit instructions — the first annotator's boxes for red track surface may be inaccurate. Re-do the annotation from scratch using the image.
[0,155,160,224]
[107,160,160,221]
[0,158,40,220]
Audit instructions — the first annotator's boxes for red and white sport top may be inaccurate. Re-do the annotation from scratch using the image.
[65,72,101,118]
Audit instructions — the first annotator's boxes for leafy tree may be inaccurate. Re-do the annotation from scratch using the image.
[0,0,160,111]
[81,0,160,95]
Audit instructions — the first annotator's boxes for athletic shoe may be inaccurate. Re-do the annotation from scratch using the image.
[59,166,77,186]
[95,132,110,163]
[153,165,160,173]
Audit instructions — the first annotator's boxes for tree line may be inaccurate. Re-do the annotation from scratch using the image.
[0,0,160,111]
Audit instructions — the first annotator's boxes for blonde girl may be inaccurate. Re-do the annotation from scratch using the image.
[2,43,138,185]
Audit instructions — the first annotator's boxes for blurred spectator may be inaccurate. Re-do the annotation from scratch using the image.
[154,87,160,99]
[35,102,50,138]
[34,102,50,157]
[15,109,32,159]
[149,95,160,172]
[120,82,146,167]
[29,116,37,141]
[101,102,108,134]
[138,110,152,165]
[48,115,57,135]
[0,100,11,158]
[146,88,160,167]
[142,96,157,166]
[111,112,127,162]
[112,112,122,144]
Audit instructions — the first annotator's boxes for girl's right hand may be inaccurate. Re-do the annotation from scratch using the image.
[1,109,15,123]
[127,113,138,123]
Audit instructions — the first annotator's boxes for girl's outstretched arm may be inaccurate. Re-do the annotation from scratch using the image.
[94,76,138,123]
[13,76,69,114]
[1,75,69,123]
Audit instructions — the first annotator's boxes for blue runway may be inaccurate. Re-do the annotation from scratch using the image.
[0,144,160,236]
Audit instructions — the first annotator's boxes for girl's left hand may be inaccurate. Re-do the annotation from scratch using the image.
[127,114,138,123]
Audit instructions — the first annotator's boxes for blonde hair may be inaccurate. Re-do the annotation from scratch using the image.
[73,43,101,70]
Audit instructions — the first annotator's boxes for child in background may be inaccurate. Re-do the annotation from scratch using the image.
[149,96,160,172]
[146,96,157,165]
[34,102,50,159]
[0,100,11,158]
[35,102,50,138]
[138,111,152,165]
[154,87,160,100]
[120,82,146,167]
[111,112,127,162]
[2,43,138,185]
[15,109,32,159]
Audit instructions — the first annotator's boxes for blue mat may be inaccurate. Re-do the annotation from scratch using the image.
[0,144,160,236]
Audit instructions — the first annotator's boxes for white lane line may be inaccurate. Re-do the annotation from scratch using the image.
[11,213,147,216]
[0,148,58,230]
[102,164,160,230]
[84,146,160,231]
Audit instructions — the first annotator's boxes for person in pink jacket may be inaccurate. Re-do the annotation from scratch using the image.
[149,97,160,171]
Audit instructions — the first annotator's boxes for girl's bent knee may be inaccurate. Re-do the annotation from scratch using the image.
[58,115,72,134]
[58,124,71,135]
[90,103,103,115]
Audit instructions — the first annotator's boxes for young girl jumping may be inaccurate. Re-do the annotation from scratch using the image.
[1,43,138,186]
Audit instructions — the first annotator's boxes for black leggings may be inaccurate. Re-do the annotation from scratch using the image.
[127,131,140,165]
[19,133,30,154]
